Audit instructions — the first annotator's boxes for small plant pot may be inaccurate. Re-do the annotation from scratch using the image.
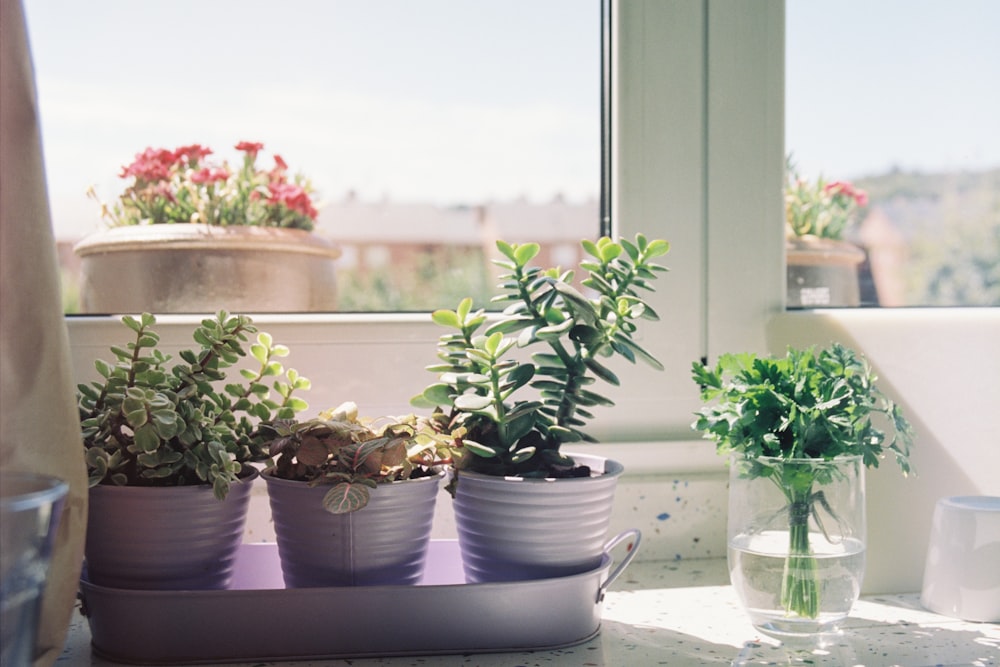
[264,471,443,587]
[452,453,623,583]
[727,454,866,639]
[84,469,258,590]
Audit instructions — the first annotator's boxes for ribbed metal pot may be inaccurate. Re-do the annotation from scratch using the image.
[264,471,442,587]
[84,469,257,590]
[453,453,623,583]
[73,224,341,313]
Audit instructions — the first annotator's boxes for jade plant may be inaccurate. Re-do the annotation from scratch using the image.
[78,311,310,500]
[412,234,670,479]
[263,401,454,514]
[691,343,914,620]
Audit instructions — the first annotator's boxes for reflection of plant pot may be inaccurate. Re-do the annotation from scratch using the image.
[84,469,257,590]
[73,224,341,313]
[727,454,866,639]
[264,471,442,587]
[453,453,622,583]
[786,237,865,308]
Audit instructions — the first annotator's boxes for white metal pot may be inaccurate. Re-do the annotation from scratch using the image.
[264,471,443,587]
[452,453,623,583]
[84,469,257,590]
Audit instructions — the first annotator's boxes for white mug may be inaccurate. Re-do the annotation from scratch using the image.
[920,495,1000,622]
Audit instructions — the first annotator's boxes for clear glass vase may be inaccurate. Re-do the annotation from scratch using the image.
[727,453,866,640]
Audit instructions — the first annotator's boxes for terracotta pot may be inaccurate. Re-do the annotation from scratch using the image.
[786,236,865,307]
[84,469,257,590]
[264,471,442,587]
[73,224,340,313]
[452,453,623,583]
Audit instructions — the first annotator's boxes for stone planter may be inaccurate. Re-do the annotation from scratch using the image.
[786,236,865,308]
[74,224,340,313]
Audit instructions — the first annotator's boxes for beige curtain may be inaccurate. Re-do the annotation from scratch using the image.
[1,0,89,665]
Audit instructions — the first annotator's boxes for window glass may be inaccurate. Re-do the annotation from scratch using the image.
[23,0,600,313]
[785,0,1000,307]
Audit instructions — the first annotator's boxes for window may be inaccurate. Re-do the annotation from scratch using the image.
[785,0,1000,307]
[23,0,601,313]
[59,1,993,463]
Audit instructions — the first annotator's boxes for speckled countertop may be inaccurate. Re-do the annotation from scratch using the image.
[59,556,998,667]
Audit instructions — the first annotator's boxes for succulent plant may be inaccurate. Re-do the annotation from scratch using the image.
[77,311,310,500]
[263,402,454,513]
[412,234,670,479]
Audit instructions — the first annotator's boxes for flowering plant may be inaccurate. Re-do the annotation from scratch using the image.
[785,162,868,240]
[89,141,318,231]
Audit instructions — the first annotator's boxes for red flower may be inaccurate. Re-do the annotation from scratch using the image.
[190,167,230,185]
[235,141,264,158]
[98,140,316,229]
[120,147,175,181]
[173,144,213,166]
[824,181,868,208]
[268,182,318,220]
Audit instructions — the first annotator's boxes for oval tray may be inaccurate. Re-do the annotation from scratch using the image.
[79,529,640,664]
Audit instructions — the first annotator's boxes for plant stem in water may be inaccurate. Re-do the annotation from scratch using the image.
[781,489,820,619]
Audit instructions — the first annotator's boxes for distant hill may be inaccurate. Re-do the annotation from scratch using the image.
[852,167,1000,305]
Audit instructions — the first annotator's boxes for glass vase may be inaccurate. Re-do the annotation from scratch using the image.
[727,453,866,640]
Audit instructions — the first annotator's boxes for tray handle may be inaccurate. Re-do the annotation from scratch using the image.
[597,528,641,602]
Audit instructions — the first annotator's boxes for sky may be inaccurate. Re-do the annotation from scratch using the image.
[786,0,1000,180]
[20,0,1000,239]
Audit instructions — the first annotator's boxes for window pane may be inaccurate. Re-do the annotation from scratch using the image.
[785,0,1000,307]
[24,0,600,313]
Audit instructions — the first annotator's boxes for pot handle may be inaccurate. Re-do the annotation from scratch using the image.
[597,528,641,602]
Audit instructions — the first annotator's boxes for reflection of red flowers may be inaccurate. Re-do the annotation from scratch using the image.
[824,180,868,208]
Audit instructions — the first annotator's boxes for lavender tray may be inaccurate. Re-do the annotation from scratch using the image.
[79,530,640,664]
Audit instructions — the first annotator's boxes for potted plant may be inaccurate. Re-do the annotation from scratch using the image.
[74,141,340,313]
[412,234,670,582]
[785,157,869,307]
[77,311,310,590]
[691,343,914,638]
[261,401,453,587]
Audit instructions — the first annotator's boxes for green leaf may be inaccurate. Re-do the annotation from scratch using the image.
[495,239,517,262]
[133,423,160,453]
[455,394,492,411]
[584,357,620,386]
[322,482,372,514]
[431,308,461,329]
[463,439,499,458]
[513,242,540,266]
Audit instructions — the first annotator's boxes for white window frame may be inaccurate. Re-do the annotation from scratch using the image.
[64,1,998,481]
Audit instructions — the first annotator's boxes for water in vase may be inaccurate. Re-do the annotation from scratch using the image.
[729,530,865,638]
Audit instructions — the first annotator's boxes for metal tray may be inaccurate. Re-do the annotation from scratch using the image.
[79,529,640,664]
